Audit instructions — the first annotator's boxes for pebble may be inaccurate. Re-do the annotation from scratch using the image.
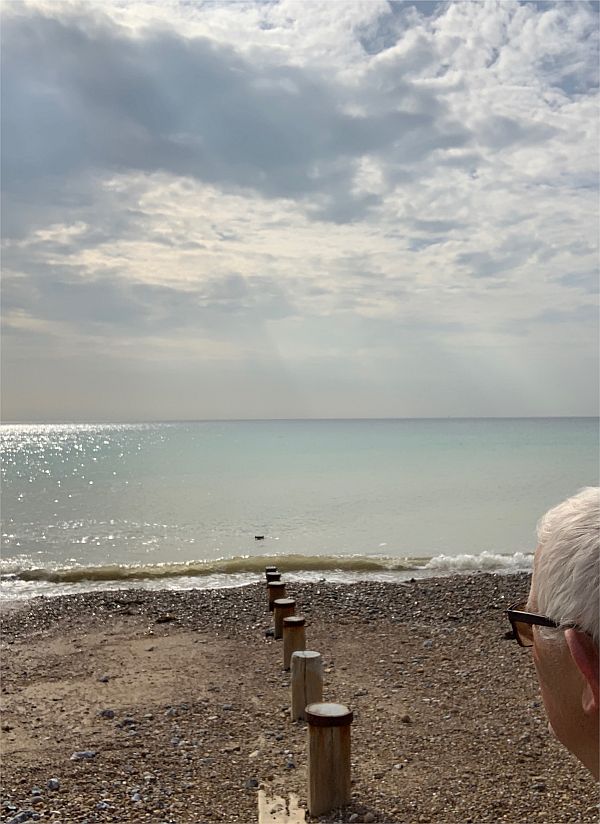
[363,814,376,823]
[97,675,109,683]
[222,704,234,711]
[131,793,142,802]
[532,781,546,791]
[99,709,115,719]
[70,750,96,761]
[30,788,42,797]
[7,812,34,824]
[401,714,411,723]
[349,815,359,824]
[244,778,259,790]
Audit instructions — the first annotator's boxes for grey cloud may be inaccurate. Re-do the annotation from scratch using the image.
[411,218,464,233]
[2,265,297,337]
[534,303,599,325]
[559,271,599,294]
[500,301,600,339]
[456,250,525,278]
[308,191,381,224]
[357,0,446,59]
[2,6,471,229]
[475,115,557,151]
[457,233,540,279]
[357,4,441,59]
[1,170,148,241]
[408,236,446,251]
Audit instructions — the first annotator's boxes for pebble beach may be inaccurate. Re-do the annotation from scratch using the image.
[1,573,598,823]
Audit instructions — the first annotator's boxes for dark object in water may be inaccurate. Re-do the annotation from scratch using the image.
[255,535,265,540]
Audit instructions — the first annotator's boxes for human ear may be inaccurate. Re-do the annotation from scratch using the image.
[564,629,599,715]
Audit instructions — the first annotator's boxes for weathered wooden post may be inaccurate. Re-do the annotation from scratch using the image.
[273,597,295,639]
[283,616,306,670]
[306,702,353,817]
[267,580,286,611]
[290,650,322,721]
[266,571,281,583]
[265,565,278,579]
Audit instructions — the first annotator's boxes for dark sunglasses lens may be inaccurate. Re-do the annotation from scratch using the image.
[514,618,534,647]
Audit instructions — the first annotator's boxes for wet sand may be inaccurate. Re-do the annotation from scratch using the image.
[1,573,598,823]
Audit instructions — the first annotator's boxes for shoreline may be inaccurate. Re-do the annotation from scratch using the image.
[1,573,598,823]
[0,556,535,605]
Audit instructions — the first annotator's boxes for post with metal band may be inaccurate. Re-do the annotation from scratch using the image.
[290,651,323,722]
[273,598,296,639]
[267,580,286,611]
[306,702,353,817]
[283,616,306,670]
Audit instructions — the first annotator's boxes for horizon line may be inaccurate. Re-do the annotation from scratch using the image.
[1,415,599,426]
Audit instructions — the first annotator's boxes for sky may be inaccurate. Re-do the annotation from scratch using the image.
[1,0,599,422]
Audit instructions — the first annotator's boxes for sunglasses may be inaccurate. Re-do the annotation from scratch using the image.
[506,600,561,647]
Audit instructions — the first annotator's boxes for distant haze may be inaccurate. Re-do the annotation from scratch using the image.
[1,1,598,422]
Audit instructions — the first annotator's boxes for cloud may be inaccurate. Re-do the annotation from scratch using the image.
[1,3,471,227]
[1,0,598,420]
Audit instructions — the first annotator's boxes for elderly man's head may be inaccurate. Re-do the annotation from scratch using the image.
[510,487,599,778]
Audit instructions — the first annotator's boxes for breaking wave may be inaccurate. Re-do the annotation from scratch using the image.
[1,551,533,591]
[424,551,533,572]
[3,554,416,584]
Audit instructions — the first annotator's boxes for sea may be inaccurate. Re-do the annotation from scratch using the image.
[1,418,597,601]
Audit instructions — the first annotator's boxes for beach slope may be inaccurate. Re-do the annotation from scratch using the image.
[1,574,597,823]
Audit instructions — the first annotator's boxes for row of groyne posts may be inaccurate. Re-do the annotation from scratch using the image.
[265,566,352,819]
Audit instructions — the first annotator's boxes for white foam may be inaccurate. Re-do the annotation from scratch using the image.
[424,551,533,572]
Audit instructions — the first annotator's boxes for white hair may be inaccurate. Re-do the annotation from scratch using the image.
[534,487,600,646]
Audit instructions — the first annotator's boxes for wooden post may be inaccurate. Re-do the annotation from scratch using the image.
[267,580,286,611]
[266,571,281,583]
[273,598,295,639]
[283,616,306,670]
[290,651,322,722]
[265,566,278,579]
[306,703,353,817]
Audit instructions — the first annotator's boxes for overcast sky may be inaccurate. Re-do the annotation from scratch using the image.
[2,0,598,421]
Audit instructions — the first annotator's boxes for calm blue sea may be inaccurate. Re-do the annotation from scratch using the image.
[1,418,597,599]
